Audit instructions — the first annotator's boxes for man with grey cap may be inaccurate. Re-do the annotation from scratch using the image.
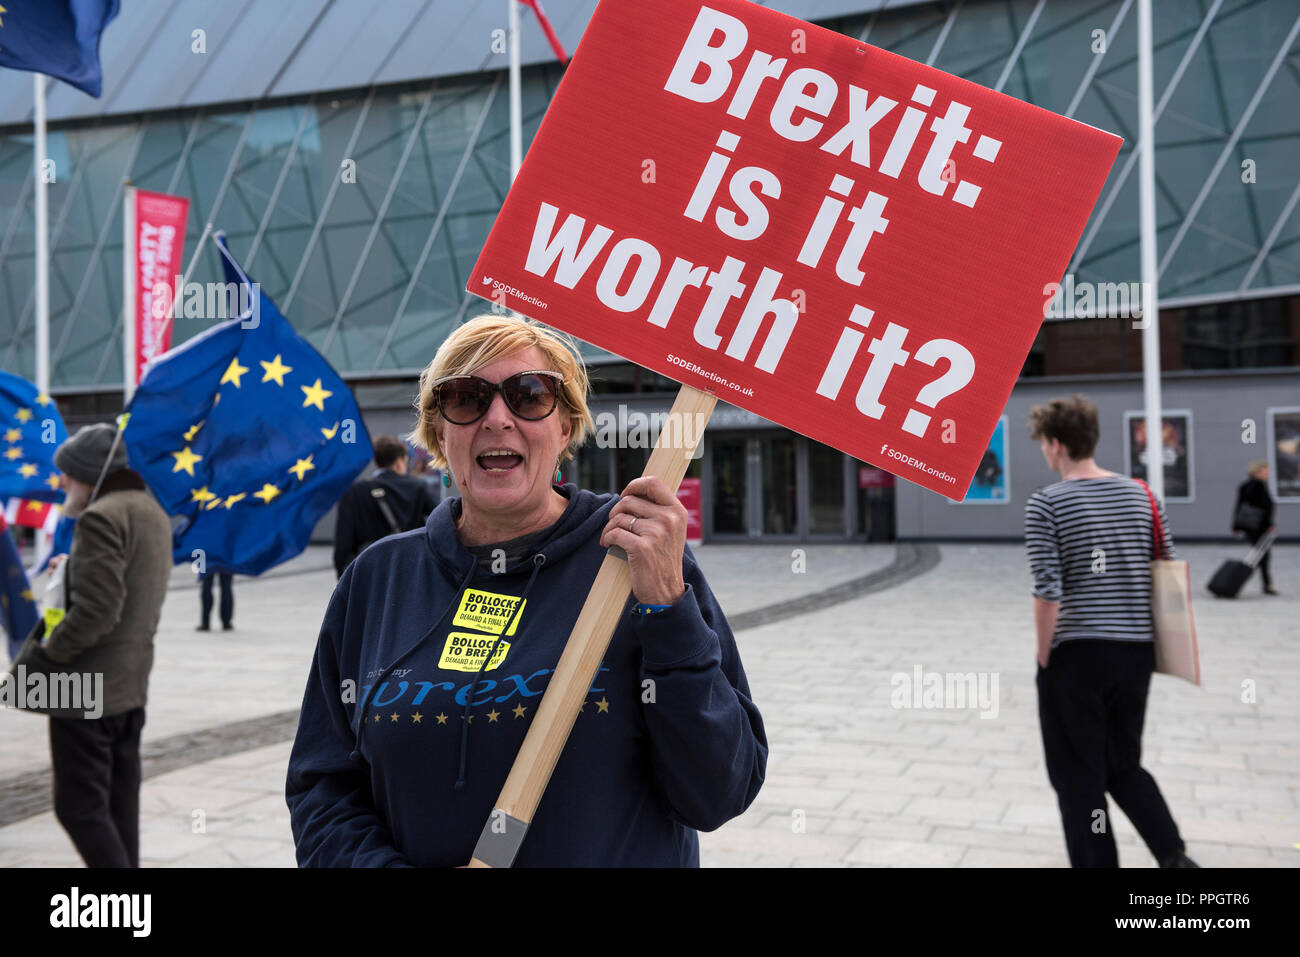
[27,422,172,867]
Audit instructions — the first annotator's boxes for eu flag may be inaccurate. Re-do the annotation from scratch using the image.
[0,0,121,97]
[0,514,38,661]
[123,234,373,576]
[0,369,68,504]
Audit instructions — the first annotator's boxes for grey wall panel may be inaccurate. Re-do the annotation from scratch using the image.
[267,0,431,99]
[894,370,1300,540]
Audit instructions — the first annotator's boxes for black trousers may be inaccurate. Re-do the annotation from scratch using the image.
[200,571,234,627]
[48,707,146,868]
[1247,529,1273,589]
[1036,640,1184,867]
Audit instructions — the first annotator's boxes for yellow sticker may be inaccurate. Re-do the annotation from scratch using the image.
[438,632,511,673]
[453,588,526,636]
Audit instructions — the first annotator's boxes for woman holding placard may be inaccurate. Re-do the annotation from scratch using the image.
[286,314,766,867]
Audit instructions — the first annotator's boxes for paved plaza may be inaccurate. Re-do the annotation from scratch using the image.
[1,539,1295,868]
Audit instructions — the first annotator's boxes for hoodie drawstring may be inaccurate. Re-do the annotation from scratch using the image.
[454,552,546,790]
[350,559,479,762]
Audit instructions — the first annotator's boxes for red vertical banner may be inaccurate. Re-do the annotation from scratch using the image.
[132,189,188,384]
[676,476,702,545]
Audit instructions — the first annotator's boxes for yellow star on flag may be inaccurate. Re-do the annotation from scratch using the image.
[24,501,43,512]
[596,697,610,713]
[190,486,217,504]
[487,709,501,723]
[260,354,292,386]
[220,358,249,388]
[46,474,61,491]
[435,713,448,725]
[412,712,423,724]
[172,446,202,476]
[253,483,281,503]
[18,463,37,478]
[321,422,339,440]
[288,455,315,481]
[183,421,203,442]
[513,704,527,719]
[3,429,19,442]
[36,393,52,406]
[0,7,7,29]
[300,379,332,411]
[4,447,21,460]
[223,493,245,509]
[204,496,224,511]
[20,589,34,602]
[14,408,32,423]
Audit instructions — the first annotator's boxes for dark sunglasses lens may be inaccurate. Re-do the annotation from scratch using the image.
[502,373,559,419]
[439,379,491,423]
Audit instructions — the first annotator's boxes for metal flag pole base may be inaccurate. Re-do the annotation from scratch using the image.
[468,383,716,867]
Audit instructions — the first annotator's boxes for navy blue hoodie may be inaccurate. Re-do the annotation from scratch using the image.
[286,485,767,866]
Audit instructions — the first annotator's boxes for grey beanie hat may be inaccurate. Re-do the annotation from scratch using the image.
[54,423,128,485]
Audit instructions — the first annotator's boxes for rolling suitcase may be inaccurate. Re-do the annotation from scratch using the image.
[1207,530,1275,598]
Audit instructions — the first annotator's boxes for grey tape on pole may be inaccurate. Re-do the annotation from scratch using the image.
[606,544,629,561]
[472,810,530,868]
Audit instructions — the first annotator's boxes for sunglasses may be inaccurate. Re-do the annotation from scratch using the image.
[432,370,564,425]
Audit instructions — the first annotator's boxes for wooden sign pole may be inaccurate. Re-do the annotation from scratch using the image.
[468,383,717,867]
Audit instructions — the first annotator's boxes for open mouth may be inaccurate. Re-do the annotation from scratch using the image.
[477,449,523,473]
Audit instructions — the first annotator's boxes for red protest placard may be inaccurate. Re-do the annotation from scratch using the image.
[469,0,1121,496]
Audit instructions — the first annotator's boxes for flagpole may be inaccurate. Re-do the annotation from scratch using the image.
[1137,0,1164,501]
[122,180,137,404]
[33,74,50,397]
[509,0,522,181]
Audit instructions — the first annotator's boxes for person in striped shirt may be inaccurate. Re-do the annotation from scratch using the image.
[1025,394,1197,868]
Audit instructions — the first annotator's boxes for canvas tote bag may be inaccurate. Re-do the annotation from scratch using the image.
[1135,479,1201,685]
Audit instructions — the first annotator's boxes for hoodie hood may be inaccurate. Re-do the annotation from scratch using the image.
[425,483,617,579]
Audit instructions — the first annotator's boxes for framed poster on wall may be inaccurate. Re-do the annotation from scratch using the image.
[953,416,1010,504]
[1124,410,1194,502]
[1267,407,1300,502]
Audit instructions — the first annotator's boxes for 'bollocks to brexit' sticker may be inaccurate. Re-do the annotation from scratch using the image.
[453,588,526,636]
[438,632,512,672]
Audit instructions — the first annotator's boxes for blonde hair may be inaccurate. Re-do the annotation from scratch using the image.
[1247,459,1268,477]
[411,314,594,469]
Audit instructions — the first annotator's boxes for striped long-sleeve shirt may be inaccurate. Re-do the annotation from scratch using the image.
[1024,476,1175,647]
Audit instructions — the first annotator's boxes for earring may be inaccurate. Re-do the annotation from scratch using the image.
[442,472,452,488]
[554,466,562,483]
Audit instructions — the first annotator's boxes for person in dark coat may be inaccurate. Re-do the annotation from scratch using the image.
[332,436,438,578]
[1233,460,1277,595]
[197,568,234,631]
[16,423,174,867]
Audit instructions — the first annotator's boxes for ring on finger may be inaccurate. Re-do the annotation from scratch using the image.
[627,516,638,533]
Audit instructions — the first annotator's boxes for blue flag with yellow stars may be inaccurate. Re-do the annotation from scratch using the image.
[1,514,38,661]
[0,369,68,504]
[122,234,373,576]
[0,0,121,97]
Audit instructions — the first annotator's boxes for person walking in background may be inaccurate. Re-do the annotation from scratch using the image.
[332,436,438,578]
[1024,395,1197,868]
[197,569,235,631]
[1233,460,1277,595]
[11,424,173,868]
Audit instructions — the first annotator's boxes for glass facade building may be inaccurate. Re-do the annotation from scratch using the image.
[1,0,1297,539]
